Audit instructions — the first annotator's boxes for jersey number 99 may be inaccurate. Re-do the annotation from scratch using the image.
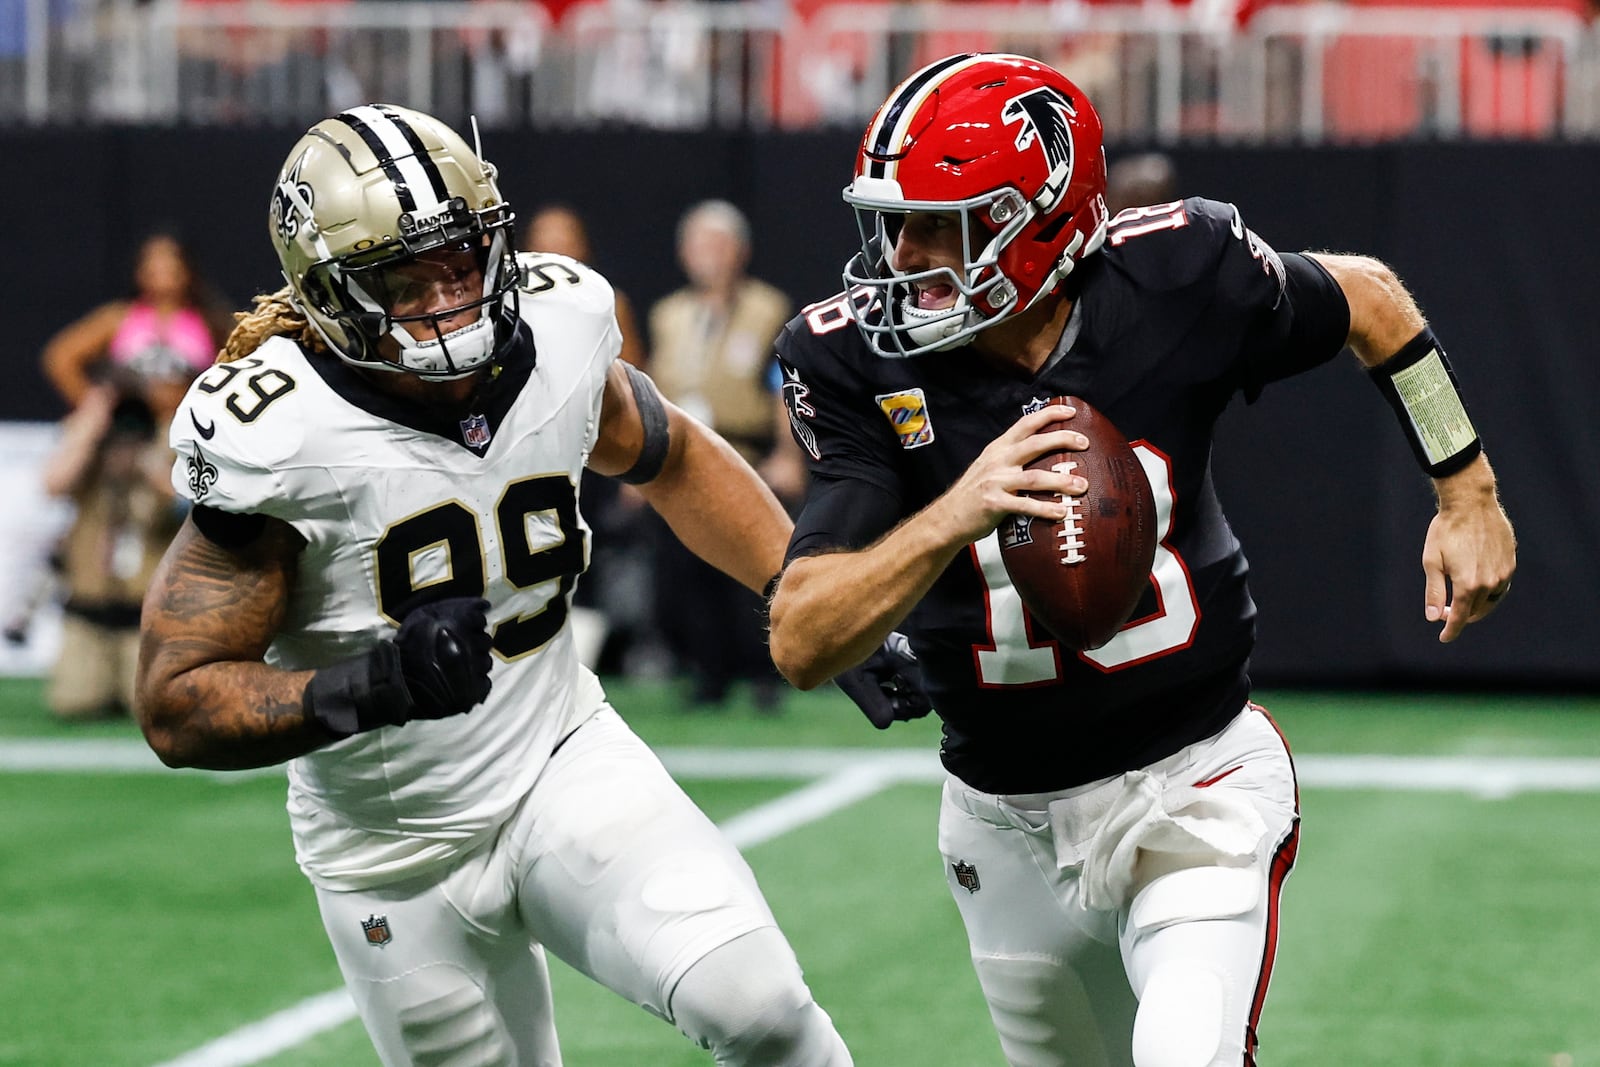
[374,474,586,660]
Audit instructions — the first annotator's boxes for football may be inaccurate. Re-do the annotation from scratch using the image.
[998,396,1157,651]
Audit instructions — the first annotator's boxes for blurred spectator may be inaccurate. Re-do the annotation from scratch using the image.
[1106,151,1180,215]
[647,199,792,710]
[40,231,231,419]
[519,204,653,675]
[12,231,222,657]
[39,380,185,721]
[650,200,790,466]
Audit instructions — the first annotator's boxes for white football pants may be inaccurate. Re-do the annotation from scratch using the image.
[938,704,1300,1067]
[314,707,851,1066]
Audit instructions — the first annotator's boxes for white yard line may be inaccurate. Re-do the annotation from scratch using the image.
[11,738,1600,798]
[0,738,280,778]
[149,990,357,1067]
[144,756,904,1067]
[1,738,171,772]
[716,761,902,848]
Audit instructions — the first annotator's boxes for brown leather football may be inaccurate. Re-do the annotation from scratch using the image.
[998,396,1157,651]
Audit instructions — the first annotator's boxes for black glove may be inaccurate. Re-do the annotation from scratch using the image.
[834,632,933,730]
[304,597,494,738]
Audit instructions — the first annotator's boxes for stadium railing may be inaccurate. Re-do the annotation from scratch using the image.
[4,0,1598,140]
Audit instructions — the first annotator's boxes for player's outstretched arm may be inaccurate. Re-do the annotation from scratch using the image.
[135,517,322,770]
[589,360,792,594]
[1307,253,1517,642]
[770,405,1087,690]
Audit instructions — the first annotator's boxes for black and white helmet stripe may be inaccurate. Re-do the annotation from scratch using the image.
[333,104,451,213]
[863,53,988,180]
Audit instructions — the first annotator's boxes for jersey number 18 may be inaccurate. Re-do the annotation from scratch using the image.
[971,443,1199,684]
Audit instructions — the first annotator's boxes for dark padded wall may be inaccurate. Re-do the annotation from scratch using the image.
[6,131,1595,685]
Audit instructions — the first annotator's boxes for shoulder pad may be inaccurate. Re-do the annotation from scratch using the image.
[777,287,878,376]
[172,338,309,468]
[1101,197,1241,292]
[515,252,621,385]
[168,337,308,515]
[516,252,616,317]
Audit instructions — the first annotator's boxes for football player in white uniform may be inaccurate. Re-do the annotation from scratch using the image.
[134,104,853,1067]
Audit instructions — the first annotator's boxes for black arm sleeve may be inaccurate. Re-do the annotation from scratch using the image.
[1280,252,1351,361]
[617,362,671,485]
[787,473,905,563]
[1238,251,1352,401]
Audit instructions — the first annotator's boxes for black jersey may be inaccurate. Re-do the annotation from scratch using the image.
[778,198,1351,794]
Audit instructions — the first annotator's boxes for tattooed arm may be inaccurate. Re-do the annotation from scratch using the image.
[134,515,325,770]
[137,513,496,770]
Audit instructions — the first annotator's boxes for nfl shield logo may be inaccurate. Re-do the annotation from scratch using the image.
[361,914,392,947]
[952,861,981,894]
[1000,515,1034,550]
[459,413,492,448]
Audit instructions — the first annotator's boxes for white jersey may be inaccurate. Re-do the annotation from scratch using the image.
[169,254,621,890]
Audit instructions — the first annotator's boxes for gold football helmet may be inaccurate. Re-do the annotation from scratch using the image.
[268,103,520,378]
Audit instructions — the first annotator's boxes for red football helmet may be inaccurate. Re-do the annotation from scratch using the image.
[842,53,1109,357]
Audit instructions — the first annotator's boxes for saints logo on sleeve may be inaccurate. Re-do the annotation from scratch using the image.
[169,344,303,520]
[185,448,220,500]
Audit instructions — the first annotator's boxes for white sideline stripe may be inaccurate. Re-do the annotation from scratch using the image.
[0,739,281,778]
[150,989,356,1067]
[1297,753,1600,799]
[717,762,900,848]
[146,756,902,1067]
[1,738,171,772]
[14,739,1600,798]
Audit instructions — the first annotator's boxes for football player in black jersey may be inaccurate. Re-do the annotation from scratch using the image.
[767,53,1516,1067]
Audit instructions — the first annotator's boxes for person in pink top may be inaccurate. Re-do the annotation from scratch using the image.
[40,231,231,420]
[12,233,231,681]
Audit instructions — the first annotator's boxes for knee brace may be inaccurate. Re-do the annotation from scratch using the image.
[670,928,850,1066]
[1131,959,1225,1067]
[1127,868,1261,1067]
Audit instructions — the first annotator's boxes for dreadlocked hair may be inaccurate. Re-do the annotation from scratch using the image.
[218,285,328,363]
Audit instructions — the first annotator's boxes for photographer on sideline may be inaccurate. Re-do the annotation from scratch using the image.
[41,376,185,720]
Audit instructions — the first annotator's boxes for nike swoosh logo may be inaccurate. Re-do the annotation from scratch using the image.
[190,411,216,440]
[1193,764,1244,789]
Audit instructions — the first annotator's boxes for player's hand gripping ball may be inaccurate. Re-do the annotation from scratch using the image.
[999,396,1157,651]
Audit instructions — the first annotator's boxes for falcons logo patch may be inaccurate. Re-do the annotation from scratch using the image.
[1001,87,1077,212]
[779,362,821,461]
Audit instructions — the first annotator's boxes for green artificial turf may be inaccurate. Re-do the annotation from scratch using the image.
[4,681,1600,1065]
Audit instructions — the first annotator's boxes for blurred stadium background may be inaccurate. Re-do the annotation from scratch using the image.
[2,1,1599,1064]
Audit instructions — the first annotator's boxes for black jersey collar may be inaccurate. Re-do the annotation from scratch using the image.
[303,321,537,457]
[1038,298,1085,377]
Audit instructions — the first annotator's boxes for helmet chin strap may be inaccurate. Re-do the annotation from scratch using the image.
[385,310,497,379]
